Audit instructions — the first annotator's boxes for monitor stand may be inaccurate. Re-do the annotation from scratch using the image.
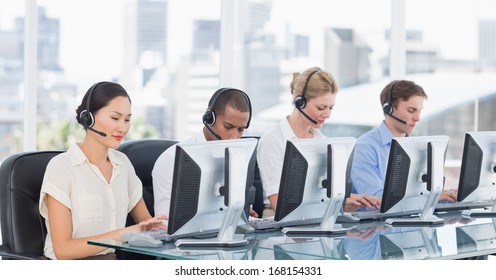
[386,141,445,227]
[236,214,255,234]
[175,147,249,247]
[281,195,348,236]
[461,201,496,218]
[336,211,360,223]
[385,196,445,227]
[175,203,249,247]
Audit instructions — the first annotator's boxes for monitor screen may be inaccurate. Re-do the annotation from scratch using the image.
[274,137,355,232]
[457,131,496,203]
[167,138,258,243]
[380,135,449,216]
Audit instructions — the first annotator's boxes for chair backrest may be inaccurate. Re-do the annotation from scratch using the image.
[117,139,177,222]
[0,151,62,260]
[242,136,264,218]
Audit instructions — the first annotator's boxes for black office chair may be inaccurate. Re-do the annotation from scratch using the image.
[242,136,264,218]
[251,152,264,218]
[0,151,63,260]
[117,138,178,223]
[116,139,177,259]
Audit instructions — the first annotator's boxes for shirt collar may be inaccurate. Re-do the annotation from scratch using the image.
[67,142,123,167]
[281,116,297,140]
[378,121,395,146]
[197,130,208,142]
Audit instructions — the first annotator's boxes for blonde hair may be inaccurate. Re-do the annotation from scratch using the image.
[290,66,339,101]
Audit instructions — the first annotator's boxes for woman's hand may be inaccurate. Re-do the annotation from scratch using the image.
[118,215,168,242]
[138,215,168,231]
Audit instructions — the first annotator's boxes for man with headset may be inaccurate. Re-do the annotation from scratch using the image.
[350,80,457,202]
[152,87,253,218]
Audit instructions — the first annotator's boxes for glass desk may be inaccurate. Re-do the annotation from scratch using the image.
[89,214,496,260]
[89,230,343,260]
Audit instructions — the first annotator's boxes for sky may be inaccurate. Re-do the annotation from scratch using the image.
[1,0,495,89]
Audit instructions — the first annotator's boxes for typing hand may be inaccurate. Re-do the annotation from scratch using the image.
[249,208,259,218]
[345,194,381,212]
[138,215,168,231]
[439,189,457,203]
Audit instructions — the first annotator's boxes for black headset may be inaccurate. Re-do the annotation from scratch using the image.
[294,68,320,110]
[294,68,320,125]
[79,82,101,128]
[382,80,397,115]
[202,87,252,128]
[79,82,108,137]
[382,80,407,125]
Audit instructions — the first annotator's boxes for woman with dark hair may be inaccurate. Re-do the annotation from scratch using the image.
[39,81,166,260]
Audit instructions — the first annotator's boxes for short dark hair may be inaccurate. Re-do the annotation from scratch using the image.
[211,89,251,116]
[75,81,130,125]
[380,80,427,108]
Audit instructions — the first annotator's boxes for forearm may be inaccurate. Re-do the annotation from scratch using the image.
[268,194,278,211]
[130,199,153,223]
[53,226,136,260]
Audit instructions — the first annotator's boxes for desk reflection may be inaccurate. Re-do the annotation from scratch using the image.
[379,227,441,259]
[272,237,347,260]
[343,221,393,260]
[456,218,496,254]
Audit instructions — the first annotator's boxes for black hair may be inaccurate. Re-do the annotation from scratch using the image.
[75,81,131,125]
[211,89,251,116]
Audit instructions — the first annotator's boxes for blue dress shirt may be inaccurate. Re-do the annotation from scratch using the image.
[351,121,394,197]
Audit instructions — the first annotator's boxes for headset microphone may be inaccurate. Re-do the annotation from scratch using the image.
[87,126,108,137]
[205,124,222,140]
[387,113,407,125]
[294,69,319,125]
[382,81,407,125]
[296,106,318,124]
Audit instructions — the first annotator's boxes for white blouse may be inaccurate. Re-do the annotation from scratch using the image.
[257,117,325,200]
[39,143,142,260]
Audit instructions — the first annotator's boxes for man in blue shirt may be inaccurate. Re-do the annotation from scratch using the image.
[351,80,457,202]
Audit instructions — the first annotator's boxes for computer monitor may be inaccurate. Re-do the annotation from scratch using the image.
[381,135,449,226]
[456,131,496,218]
[274,137,356,235]
[167,138,258,247]
[379,227,441,259]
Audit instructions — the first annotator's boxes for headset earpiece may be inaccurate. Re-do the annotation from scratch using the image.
[202,108,216,127]
[79,82,101,128]
[382,102,393,115]
[79,110,95,128]
[202,87,252,128]
[294,95,306,109]
[383,81,397,115]
[382,80,407,125]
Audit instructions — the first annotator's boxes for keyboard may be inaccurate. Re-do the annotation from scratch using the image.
[248,216,322,230]
[122,229,173,248]
[348,209,383,220]
[435,200,494,212]
[348,209,420,221]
